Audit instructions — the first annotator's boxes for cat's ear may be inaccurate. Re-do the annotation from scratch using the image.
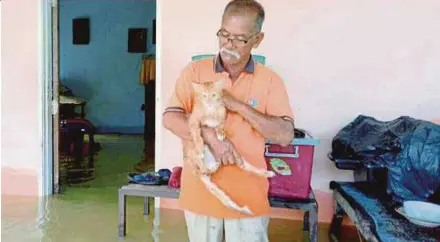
[213,79,225,90]
[192,82,204,93]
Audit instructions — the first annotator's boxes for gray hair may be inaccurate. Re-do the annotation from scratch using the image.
[223,0,265,33]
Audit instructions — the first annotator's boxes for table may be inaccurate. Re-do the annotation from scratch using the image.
[60,95,86,118]
[118,184,318,241]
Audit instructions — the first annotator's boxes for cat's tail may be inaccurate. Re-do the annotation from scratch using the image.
[183,156,202,176]
[184,150,211,176]
[200,175,253,215]
[232,150,275,178]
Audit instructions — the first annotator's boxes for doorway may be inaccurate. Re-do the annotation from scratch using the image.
[46,0,158,194]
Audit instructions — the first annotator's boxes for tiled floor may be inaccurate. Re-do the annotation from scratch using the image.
[2,134,360,242]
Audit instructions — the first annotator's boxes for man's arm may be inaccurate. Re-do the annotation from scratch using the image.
[162,62,197,141]
[222,74,295,147]
[235,102,294,147]
[163,111,220,144]
[163,111,192,141]
[222,93,294,147]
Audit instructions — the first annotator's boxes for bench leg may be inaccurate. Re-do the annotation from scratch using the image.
[152,203,161,241]
[309,205,318,242]
[118,191,127,237]
[329,199,344,242]
[144,197,150,215]
[303,211,310,232]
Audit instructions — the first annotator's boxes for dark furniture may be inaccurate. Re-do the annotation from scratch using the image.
[59,95,86,119]
[141,80,155,158]
[59,118,97,183]
[329,181,440,242]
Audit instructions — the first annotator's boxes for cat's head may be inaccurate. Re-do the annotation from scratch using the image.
[192,79,224,107]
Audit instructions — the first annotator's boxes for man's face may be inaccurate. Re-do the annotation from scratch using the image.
[218,12,264,65]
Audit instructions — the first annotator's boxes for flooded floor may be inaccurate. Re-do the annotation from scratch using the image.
[2,135,360,242]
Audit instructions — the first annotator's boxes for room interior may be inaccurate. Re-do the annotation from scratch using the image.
[57,0,157,189]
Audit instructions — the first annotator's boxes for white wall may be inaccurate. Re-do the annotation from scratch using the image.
[158,0,440,193]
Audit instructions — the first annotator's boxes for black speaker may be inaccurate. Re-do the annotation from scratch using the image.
[72,18,90,45]
[128,28,147,53]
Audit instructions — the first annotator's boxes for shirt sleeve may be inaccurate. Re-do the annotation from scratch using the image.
[165,62,195,114]
[265,73,295,123]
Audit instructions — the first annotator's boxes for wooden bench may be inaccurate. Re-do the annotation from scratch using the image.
[118,184,318,241]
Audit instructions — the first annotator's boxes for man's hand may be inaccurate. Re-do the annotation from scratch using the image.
[222,90,244,112]
[209,138,243,166]
[201,126,243,167]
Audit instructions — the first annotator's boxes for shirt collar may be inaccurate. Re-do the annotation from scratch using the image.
[214,54,255,73]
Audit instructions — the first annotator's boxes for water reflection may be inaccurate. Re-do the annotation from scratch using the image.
[2,194,360,242]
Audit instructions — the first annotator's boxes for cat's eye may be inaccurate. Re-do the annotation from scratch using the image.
[212,93,217,98]
[202,93,208,99]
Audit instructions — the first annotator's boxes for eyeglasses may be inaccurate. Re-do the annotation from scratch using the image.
[216,29,258,47]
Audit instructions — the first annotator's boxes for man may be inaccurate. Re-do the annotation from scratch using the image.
[163,0,295,241]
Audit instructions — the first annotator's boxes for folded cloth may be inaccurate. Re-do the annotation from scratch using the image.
[168,166,183,189]
[128,172,161,185]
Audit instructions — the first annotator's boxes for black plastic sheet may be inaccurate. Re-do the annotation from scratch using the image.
[387,122,440,203]
[330,115,440,203]
[330,115,419,163]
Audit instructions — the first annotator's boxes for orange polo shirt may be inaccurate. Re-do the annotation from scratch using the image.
[165,55,294,219]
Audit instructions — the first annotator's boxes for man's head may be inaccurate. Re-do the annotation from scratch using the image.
[218,0,265,65]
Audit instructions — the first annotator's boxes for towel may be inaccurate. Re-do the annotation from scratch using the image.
[140,58,156,85]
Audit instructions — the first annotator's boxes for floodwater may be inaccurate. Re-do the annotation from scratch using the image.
[2,193,187,242]
[2,194,359,242]
[2,135,359,242]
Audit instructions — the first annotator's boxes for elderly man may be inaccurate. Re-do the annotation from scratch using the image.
[163,0,295,241]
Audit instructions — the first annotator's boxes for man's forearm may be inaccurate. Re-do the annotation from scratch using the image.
[163,112,220,145]
[235,103,294,146]
[163,112,192,141]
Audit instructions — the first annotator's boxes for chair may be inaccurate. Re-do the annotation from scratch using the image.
[59,118,97,183]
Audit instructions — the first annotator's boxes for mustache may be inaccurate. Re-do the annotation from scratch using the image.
[220,47,241,59]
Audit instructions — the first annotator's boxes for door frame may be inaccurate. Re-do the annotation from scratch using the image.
[41,0,163,198]
[40,0,60,196]
[154,0,162,210]
[51,0,61,194]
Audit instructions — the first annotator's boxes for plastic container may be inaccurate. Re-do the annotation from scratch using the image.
[265,134,320,199]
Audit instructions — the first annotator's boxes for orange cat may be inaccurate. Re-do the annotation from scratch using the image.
[185,79,275,215]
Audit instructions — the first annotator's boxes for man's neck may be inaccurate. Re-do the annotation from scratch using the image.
[223,54,251,80]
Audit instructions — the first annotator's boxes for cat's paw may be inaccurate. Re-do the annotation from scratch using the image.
[216,130,225,141]
[266,171,276,178]
[199,166,211,175]
[192,168,201,176]
[239,206,253,215]
[205,162,221,174]
[214,162,222,171]
[196,152,204,161]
